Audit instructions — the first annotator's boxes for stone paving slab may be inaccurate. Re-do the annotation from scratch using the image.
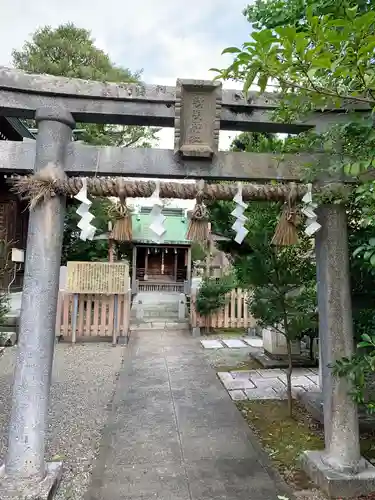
[218,368,319,401]
[200,337,263,349]
[86,330,287,500]
[222,339,247,348]
[243,337,263,347]
[200,339,224,349]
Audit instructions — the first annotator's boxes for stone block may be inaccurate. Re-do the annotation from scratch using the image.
[0,461,63,500]
[178,294,186,320]
[228,390,248,401]
[135,305,144,320]
[231,370,259,379]
[217,372,233,383]
[191,327,201,337]
[174,79,222,158]
[301,450,375,499]
[221,377,256,391]
[117,335,129,345]
[221,338,247,348]
[306,374,319,385]
[250,349,317,369]
[292,387,307,398]
[309,368,319,376]
[256,369,286,379]
[200,340,223,349]
[243,336,263,348]
[252,378,286,391]
[291,375,317,387]
[244,387,281,400]
[262,327,301,357]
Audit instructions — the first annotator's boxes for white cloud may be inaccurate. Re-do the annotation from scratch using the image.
[0,0,250,70]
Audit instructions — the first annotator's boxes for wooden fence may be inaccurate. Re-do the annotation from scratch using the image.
[190,288,257,329]
[55,291,131,344]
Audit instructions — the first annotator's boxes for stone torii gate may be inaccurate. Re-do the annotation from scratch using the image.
[0,67,373,499]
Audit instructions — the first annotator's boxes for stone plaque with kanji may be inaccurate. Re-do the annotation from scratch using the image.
[174,79,222,159]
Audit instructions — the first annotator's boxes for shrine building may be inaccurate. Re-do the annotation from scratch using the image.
[129,206,192,294]
[0,118,35,290]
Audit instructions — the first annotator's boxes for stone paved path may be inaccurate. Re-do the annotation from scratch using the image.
[86,329,289,500]
[201,337,263,349]
[218,368,319,401]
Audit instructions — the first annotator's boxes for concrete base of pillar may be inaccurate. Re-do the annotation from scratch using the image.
[301,450,375,499]
[191,327,201,337]
[117,335,129,345]
[0,461,63,500]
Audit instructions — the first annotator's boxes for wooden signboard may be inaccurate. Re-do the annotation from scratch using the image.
[66,261,129,294]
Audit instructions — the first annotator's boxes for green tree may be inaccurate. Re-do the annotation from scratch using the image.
[13,23,158,262]
[244,0,373,30]
[213,2,375,409]
[196,274,237,320]
[214,6,375,177]
[237,203,317,416]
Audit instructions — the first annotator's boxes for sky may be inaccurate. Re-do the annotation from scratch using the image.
[0,0,252,208]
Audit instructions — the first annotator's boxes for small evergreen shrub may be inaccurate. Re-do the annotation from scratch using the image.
[196,274,236,317]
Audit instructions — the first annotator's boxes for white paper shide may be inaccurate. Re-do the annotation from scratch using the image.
[231,183,248,244]
[149,180,166,243]
[301,183,321,237]
[74,178,96,241]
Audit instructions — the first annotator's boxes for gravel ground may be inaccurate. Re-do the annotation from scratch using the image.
[294,489,327,500]
[0,343,124,500]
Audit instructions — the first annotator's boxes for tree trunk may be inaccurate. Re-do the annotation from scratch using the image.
[286,337,293,417]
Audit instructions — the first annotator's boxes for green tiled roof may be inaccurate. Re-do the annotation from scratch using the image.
[131,210,190,244]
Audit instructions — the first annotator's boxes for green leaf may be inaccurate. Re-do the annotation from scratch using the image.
[364,250,374,260]
[358,341,372,348]
[359,41,375,57]
[243,65,260,95]
[362,334,373,344]
[313,57,332,69]
[307,68,318,79]
[369,238,375,247]
[353,246,365,257]
[346,6,359,19]
[350,162,361,176]
[209,68,221,74]
[258,73,268,93]
[343,163,352,175]
[221,47,241,55]
[370,253,375,266]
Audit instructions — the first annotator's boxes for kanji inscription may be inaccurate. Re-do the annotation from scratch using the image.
[174,79,222,159]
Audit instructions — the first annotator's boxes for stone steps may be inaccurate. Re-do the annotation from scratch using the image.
[131,309,179,318]
[130,291,189,331]
[130,320,190,331]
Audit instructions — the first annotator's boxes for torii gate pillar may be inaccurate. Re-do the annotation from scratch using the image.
[302,204,375,498]
[0,107,75,499]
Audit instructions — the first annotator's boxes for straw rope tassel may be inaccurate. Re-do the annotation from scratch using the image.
[271,183,300,246]
[108,179,132,242]
[187,179,210,243]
